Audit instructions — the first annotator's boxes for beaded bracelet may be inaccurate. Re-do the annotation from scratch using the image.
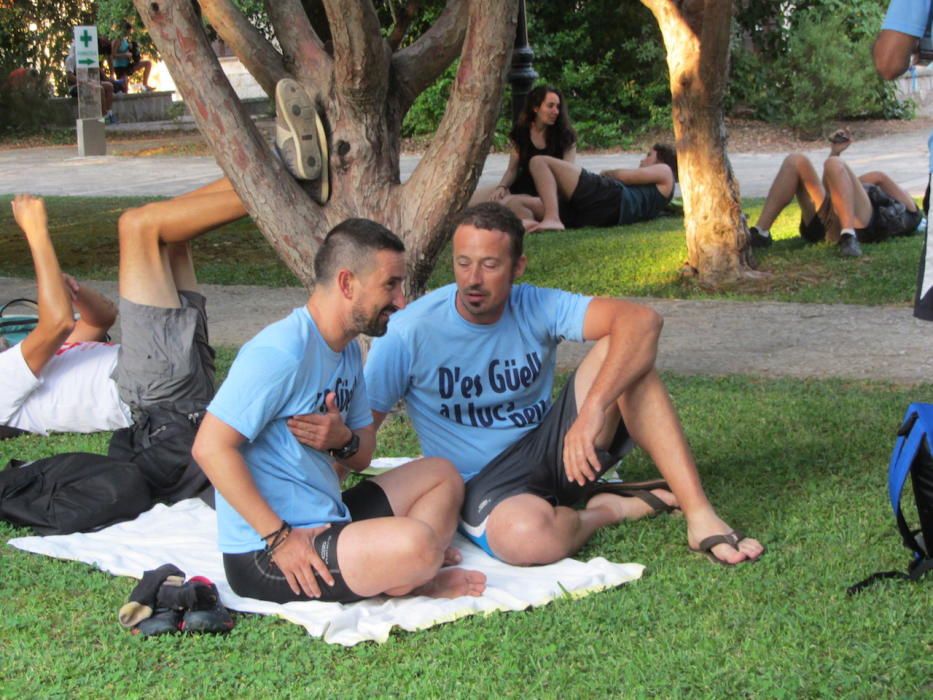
[263,521,293,553]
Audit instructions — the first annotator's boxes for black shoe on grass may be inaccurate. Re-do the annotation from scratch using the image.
[748,226,772,248]
[180,578,234,635]
[838,233,862,258]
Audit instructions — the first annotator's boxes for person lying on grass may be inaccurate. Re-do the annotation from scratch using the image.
[361,202,763,567]
[193,216,485,603]
[747,130,922,258]
[507,143,678,233]
[0,195,124,436]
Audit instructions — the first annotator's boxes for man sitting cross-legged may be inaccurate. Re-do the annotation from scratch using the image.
[748,131,922,257]
[364,203,764,567]
[507,144,677,232]
[193,219,486,603]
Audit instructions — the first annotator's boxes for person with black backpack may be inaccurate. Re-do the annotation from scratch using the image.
[746,131,922,258]
[1,179,250,531]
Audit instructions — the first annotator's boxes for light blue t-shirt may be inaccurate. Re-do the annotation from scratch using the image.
[365,283,591,481]
[882,0,933,170]
[208,306,372,554]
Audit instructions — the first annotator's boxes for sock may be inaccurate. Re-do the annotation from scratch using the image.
[755,227,771,238]
[840,227,856,239]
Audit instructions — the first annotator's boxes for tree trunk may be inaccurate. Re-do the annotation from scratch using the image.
[642,0,756,283]
[134,0,516,296]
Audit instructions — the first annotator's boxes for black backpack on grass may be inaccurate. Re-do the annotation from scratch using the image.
[848,403,933,594]
[0,453,152,535]
[0,407,211,535]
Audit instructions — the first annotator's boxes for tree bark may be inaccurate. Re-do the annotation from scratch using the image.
[199,0,286,97]
[642,0,755,283]
[136,0,516,295]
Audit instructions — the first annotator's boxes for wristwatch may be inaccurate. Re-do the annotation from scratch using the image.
[329,431,360,460]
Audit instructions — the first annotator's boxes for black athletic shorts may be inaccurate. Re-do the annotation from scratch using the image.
[560,170,624,229]
[460,372,634,557]
[800,188,879,244]
[222,479,393,604]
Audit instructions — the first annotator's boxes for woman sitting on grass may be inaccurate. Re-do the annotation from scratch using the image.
[473,85,577,207]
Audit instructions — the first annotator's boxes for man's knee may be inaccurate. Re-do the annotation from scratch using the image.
[489,507,565,565]
[393,520,444,573]
[822,155,848,179]
[529,155,558,173]
[784,153,810,171]
[118,204,160,251]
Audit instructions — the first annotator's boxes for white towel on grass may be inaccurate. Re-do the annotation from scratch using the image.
[8,461,644,646]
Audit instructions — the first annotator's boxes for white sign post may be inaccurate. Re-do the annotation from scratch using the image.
[73,25,106,156]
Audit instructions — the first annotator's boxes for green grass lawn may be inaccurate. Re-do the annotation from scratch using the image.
[0,195,924,304]
[2,363,932,697]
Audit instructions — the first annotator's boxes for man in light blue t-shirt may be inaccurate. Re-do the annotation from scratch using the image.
[365,203,764,567]
[875,0,933,319]
[193,219,485,604]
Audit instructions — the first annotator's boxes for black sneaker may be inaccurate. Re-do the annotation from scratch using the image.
[180,577,235,635]
[748,226,772,248]
[838,233,862,257]
[133,608,182,637]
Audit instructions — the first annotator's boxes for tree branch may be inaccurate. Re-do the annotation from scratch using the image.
[199,0,286,97]
[387,1,420,51]
[400,0,518,283]
[264,0,333,97]
[134,0,325,285]
[392,0,468,114]
[322,0,392,106]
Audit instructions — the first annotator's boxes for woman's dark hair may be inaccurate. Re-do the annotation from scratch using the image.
[509,85,576,162]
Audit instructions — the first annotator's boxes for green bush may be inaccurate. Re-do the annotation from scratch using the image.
[728,0,909,132]
[773,9,889,136]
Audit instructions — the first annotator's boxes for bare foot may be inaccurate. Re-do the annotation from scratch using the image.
[586,488,678,524]
[522,218,540,232]
[686,509,764,565]
[533,218,565,232]
[414,568,486,598]
[443,546,462,566]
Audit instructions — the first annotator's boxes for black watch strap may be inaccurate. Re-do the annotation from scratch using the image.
[329,431,359,459]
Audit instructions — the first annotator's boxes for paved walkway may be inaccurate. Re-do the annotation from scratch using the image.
[1,122,930,198]
[1,125,931,385]
[1,277,930,384]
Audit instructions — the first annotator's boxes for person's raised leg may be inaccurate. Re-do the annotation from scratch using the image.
[117,179,247,307]
[582,337,763,564]
[527,155,583,231]
[755,154,825,234]
[483,337,678,566]
[823,156,873,231]
[337,517,485,598]
[11,195,74,375]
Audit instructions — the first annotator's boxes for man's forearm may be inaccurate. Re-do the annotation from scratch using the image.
[195,443,283,539]
[581,311,662,416]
